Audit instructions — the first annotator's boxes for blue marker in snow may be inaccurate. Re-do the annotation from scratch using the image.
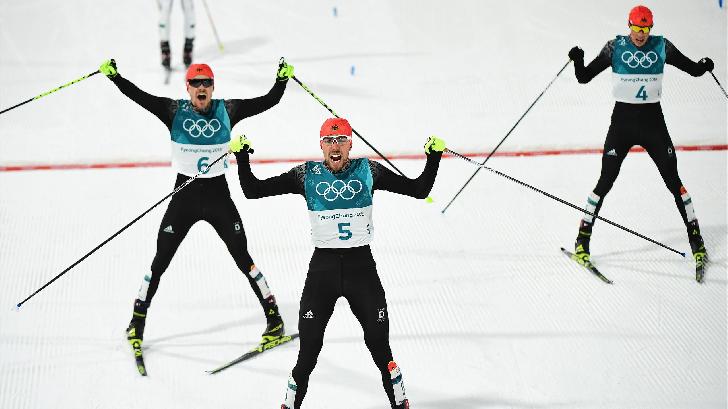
[351,65,355,76]
[333,7,337,17]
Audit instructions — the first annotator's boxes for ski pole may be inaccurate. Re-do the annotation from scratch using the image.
[0,70,100,116]
[291,75,407,177]
[445,148,686,257]
[201,0,224,52]
[441,59,572,214]
[709,71,728,99]
[15,151,230,309]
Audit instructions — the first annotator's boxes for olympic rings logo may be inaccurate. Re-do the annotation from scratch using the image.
[621,51,659,69]
[182,118,221,138]
[315,180,363,201]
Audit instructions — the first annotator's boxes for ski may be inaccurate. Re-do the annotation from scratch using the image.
[695,257,707,283]
[128,337,148,376]
[560,247,613,284]
[696,265,705,283]
[207,333,300,375]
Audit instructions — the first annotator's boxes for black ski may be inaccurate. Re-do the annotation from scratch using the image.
[560,247,613,284]
[207,333,300,374]
[128,338,147,376]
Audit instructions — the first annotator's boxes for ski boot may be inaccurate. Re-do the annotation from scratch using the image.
[389,361,410,409]
[161,41,171,70]
[281,375,297,409]
[688,220,708,283]
[126,299,148,375]
[261,299,285,344]
[183,38,194,68]
[573,220,593,266]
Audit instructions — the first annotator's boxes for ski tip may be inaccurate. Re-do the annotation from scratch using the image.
[13,303,21,312]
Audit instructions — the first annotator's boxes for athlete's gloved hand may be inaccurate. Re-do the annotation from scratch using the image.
[99,59,118,78]
[229,135,254,154]
[568,46,584,63]
[699,57,714,73]
[424,136,446,154]
[276,59,294,82]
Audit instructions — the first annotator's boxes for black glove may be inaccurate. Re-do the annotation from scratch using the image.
[699,57,714,73]
[568,46,584,63]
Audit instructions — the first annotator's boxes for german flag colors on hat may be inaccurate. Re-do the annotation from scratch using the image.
[629,5,653,27]
[186,64,214,80]
[320,118,353,138]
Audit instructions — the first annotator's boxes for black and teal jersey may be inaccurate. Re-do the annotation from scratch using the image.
[170,99,231,177]
[611,35,666,103]
[234,153,443,248]
[572,36,707,103]
[304,158,374,248]
[109,74,286,176]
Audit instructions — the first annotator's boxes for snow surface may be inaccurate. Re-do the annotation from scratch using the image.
[0,1,726,408]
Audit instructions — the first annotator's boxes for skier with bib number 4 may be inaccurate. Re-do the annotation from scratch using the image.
[567,5,714,282]
[230,118,445,408]
[98,58,295,374]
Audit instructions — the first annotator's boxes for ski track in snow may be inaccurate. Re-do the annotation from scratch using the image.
[0,0,726,408]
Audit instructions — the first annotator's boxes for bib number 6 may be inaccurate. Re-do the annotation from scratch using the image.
[197,156,228,174]
[197,156,210,173]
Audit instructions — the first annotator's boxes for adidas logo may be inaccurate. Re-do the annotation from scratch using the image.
[303,310,314,319]
[606,149,617,157]
[163,225,174,233]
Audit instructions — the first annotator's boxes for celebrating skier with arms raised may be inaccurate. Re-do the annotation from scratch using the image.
[230,118,445,408]
[567,5,715,282]
[98,58,295,374]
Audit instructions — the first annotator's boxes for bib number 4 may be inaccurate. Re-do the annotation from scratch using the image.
[635,85,648,101]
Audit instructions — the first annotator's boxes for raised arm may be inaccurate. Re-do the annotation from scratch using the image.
[225,61,294,127]
[665,39,713,77]
[231,136,304,199]
[371,137,444,199]
[100,60,177,129]
[569,41,613,84]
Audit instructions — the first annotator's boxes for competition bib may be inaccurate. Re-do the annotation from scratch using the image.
[169,100,231,177]
[304,159,374,248]
[611,35,666,104]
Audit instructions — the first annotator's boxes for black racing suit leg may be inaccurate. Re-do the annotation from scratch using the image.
[146,174,201,305]
[342,246,401,408]
[201,177,269,308]
[291,248,341,408]
[638,105,694,227]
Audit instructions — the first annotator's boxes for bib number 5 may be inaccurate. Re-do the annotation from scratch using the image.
[337,222,352,240]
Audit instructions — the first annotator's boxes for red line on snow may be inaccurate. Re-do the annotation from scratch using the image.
[1,144,726,173]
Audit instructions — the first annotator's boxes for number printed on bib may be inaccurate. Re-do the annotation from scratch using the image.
[304,158,376,248]
[338,222,353,240]
[611,35,666,104]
